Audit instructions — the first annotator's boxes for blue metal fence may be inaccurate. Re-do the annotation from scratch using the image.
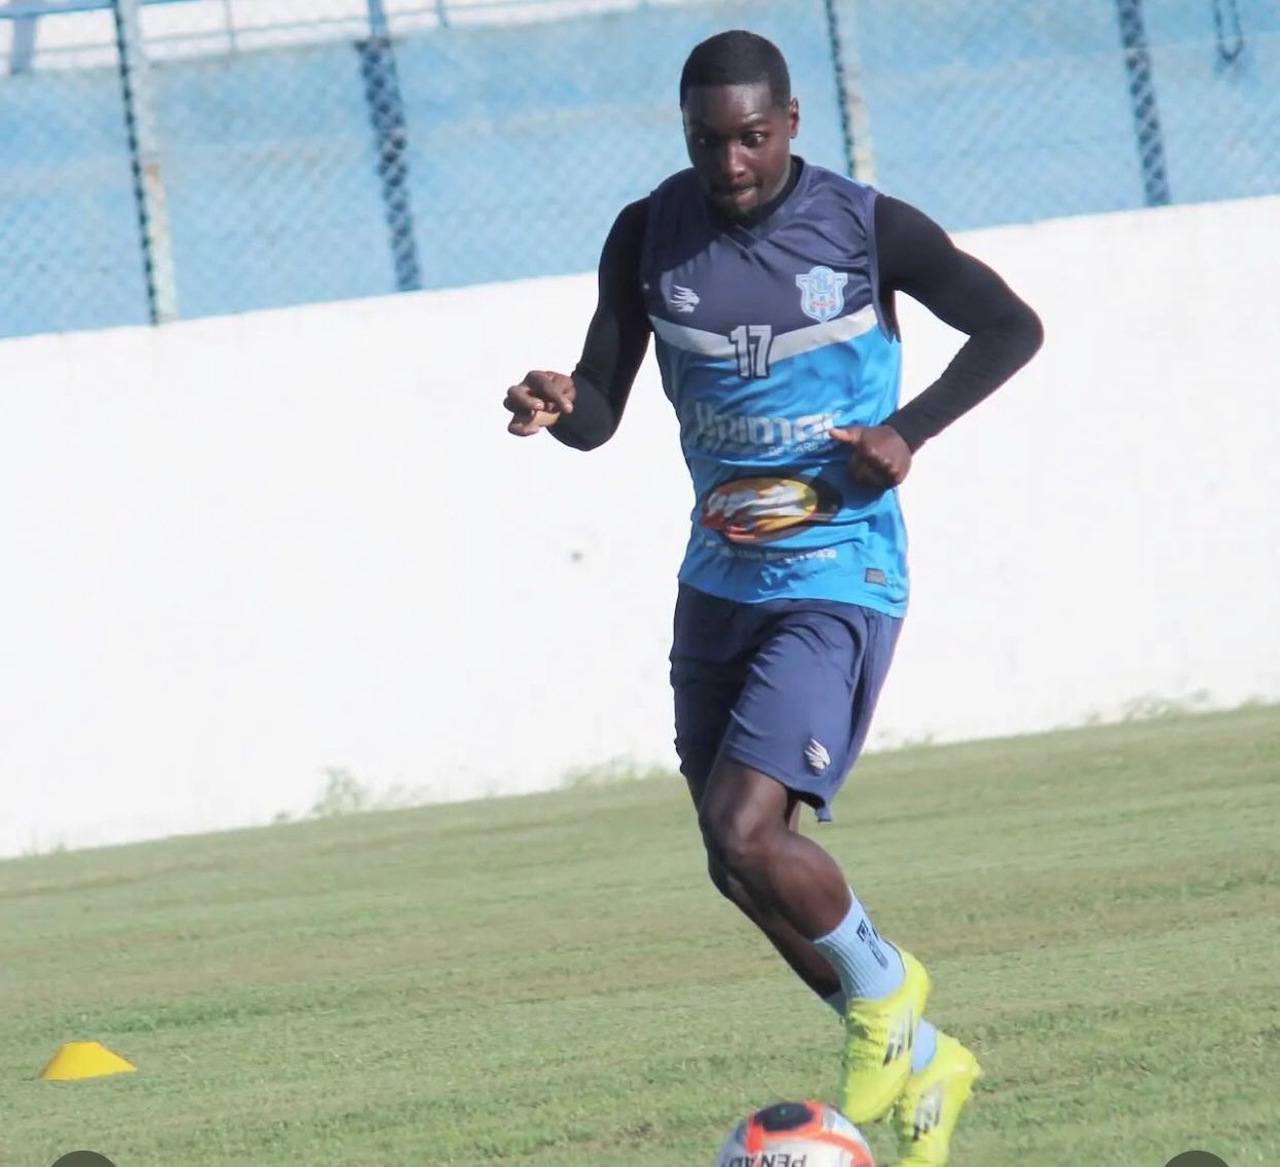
[0,0,1277,340]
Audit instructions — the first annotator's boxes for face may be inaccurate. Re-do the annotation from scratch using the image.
[683,81,799,221]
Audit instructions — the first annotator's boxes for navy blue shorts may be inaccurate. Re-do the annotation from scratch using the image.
[669,583,902,818]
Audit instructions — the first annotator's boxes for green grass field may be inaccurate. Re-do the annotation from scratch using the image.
[4,706,1278,1167]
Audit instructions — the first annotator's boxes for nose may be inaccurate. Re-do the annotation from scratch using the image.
[716,141,749,183]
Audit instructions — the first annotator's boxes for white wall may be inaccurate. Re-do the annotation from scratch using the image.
[2,196,1277,858]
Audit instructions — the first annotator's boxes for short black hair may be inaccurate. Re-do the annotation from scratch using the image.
[679,30,791,109]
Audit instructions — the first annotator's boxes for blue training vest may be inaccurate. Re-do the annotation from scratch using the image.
[641,159,909,616]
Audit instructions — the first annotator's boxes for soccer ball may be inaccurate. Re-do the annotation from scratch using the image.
[715,1100,876,1166]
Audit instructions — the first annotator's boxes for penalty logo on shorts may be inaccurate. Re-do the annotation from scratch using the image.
[804,738,831,773]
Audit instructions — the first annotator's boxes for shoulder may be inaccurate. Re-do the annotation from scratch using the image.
[599,197,650,261]
[646,169,706,225]
[871,196,956,275]
[598,198,649,292]
[637,170,707,257]
[789,161,882,240]
[873,194,940,232]
[798,160,879,206]
[608,168,703,239]
[606,197,650,243]
[650,167,699,201]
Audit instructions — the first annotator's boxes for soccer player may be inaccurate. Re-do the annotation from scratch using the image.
[502,30,1042,1166]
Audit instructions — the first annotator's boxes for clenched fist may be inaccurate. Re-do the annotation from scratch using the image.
[830,424,913,489]
[504,370,575,436]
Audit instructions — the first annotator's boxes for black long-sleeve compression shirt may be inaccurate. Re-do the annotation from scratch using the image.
[551,189,1043,454]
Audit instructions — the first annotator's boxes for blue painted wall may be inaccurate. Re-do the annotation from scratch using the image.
[0,0,1276,338]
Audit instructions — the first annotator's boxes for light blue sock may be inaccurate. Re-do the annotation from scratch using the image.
[911,1019,938,1072]
[811,888,905,1000]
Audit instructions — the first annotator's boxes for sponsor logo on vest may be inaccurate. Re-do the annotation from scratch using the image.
[689,401,837,451]
[700,476,841,545]
[796,265,849,323]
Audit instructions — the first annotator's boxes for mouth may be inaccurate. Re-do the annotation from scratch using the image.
[711,185,758,211]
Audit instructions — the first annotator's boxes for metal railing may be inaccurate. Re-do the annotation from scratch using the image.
[1,0,1276,339]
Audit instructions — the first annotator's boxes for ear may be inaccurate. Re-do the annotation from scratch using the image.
[788,98,800,139]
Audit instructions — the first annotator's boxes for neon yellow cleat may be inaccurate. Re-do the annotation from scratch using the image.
[838,947,932,1124]
[892,1031,982,1166]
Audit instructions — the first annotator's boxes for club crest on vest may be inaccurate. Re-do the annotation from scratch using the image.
[796,265,849,323]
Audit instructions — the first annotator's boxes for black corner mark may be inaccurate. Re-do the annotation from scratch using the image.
[1165,1154,1229,1167]
[52,1153,117,1167]
[756,1101,816,1132]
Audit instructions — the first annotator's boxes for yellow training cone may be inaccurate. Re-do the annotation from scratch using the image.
[38,1041,136,1081]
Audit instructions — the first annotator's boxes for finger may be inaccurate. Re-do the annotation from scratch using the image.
[529,371,575,414]
[508,403,563,434]
[829,425,862,445]
[504,385,553,415]
[850,458,891,489]
[507,412,541,437]
[849,462,874,487]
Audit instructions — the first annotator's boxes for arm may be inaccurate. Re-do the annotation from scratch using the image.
[878,195,1044,450]
[503,199,652,451]
[832,195,1044,486]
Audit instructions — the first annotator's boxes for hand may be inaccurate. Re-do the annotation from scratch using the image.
[830,424,913,489]
[504,370,575,436]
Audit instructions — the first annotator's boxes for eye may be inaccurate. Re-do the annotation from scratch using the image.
[742,132,766,148]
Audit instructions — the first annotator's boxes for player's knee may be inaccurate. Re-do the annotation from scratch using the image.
[699,800,773,881]
[706,855,764,919]
[706,854,739,902]
[706,854,732,899]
